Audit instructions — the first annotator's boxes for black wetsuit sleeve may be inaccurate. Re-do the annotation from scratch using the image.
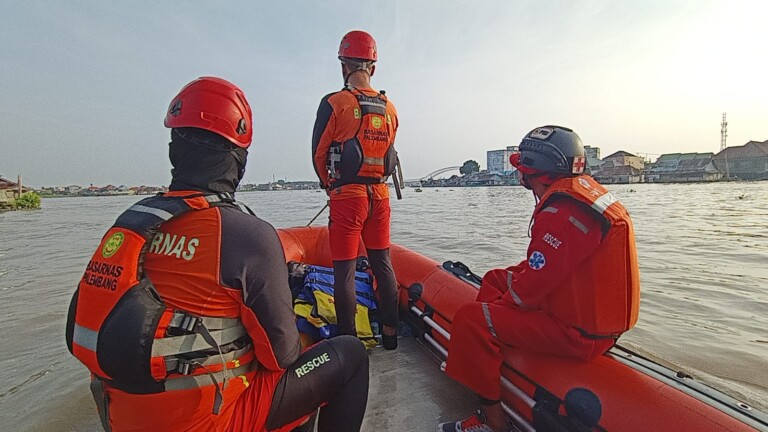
[219,206,301,369]
[311,93,335,185]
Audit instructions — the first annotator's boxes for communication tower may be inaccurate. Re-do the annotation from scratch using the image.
[721,112,730,181]
[720,112,727,150]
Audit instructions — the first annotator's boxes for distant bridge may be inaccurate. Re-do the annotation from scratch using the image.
[404,166,461,183]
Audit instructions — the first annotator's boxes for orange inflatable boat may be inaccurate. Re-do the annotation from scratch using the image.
[277,226,767,432]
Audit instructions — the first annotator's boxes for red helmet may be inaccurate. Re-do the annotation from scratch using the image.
[164,76,253,148]
[338,30,377,61]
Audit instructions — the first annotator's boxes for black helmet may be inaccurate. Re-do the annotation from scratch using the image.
[511,126,586,176]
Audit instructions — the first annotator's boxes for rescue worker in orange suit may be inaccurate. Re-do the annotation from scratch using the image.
[65,77,370,432]
[438,126,640,432]
[311,30,400,350]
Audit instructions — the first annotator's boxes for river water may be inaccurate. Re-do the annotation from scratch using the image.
[0,182,766,431]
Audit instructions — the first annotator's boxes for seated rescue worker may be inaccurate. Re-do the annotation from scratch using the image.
[438,126,640,432]
[65,77,369,432]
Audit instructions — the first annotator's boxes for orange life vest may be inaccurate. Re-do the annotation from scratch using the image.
[327,87,397,188]
[534,175,640,337]
[65,193,257,414]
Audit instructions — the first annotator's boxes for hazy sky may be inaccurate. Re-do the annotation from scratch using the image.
[2,1,767,187]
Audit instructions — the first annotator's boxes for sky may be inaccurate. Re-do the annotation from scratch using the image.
[1,1,767,188]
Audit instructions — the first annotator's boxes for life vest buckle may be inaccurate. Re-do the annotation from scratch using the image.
[175,357,201,375]
[328,144,342,179]
[178,315,200,333]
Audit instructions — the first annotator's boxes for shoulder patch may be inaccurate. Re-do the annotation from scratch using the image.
[572,156,586,174]
[102,232,125,258]
[528,251,546,270]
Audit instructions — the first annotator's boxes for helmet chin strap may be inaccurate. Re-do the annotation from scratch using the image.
[527,213,535,238]
[344,69,371,86]
[521,172,541,238]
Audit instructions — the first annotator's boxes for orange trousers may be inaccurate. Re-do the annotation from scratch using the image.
[444,270,614,401]
[328,196,390,261]
[102,368,307,432]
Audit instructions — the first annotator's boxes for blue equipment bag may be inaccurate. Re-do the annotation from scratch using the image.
[293,264,379,348]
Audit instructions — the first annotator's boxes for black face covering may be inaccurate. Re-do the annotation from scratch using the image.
[168,128,248,194]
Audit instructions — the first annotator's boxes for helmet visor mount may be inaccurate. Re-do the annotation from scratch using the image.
[509,151,537,175]
[511,151,556,190]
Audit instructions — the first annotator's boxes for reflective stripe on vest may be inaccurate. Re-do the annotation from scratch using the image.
[166,312,242,331]
[72,323,98,352]
[592,192,617,214]
[128,204,174,220]
[362,156,384,165]
[357,94,387,115]
[151,325,247,357]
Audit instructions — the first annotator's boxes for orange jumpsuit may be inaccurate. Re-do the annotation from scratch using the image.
[445,175,640,401]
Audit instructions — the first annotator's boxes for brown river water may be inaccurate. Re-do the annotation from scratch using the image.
[0,182,766,431]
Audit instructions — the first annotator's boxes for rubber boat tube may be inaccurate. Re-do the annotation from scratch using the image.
[277,226,768,432]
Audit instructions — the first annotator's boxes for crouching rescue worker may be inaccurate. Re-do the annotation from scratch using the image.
[65,77,369,432]
[438,126,641,432]
[311,30,400,349]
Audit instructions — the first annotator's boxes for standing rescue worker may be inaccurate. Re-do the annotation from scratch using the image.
[65,77,369,432]
[311,30,400,350]
[438,126,641,432]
